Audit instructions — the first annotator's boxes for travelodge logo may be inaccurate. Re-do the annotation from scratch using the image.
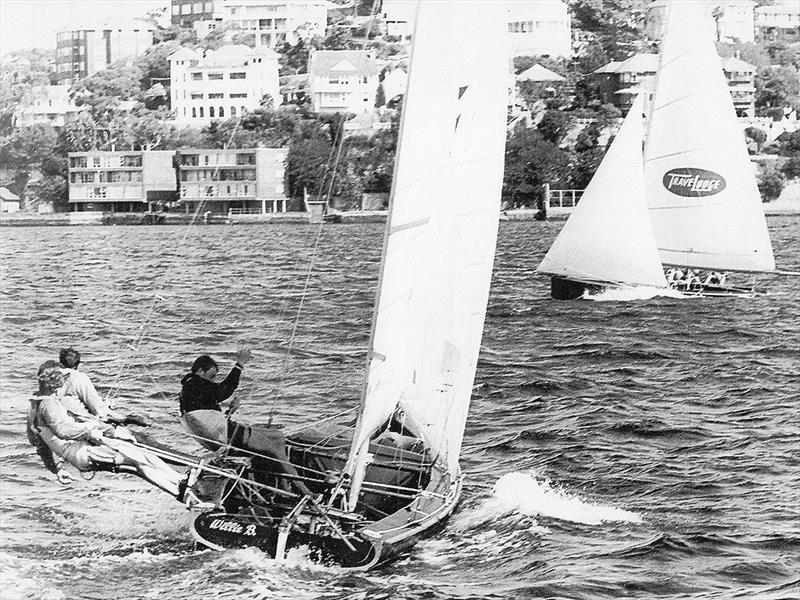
[663,168,726,197]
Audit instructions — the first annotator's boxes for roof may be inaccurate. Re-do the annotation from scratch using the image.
[756,1,800,16]
[16,85,85,116]
[594,61,621,74]
[617,53,659,74]
[169,47,202,61]
[721,56,756,72]
[0,187,20,201]
[516,64,566,82]
[310,50,378,77]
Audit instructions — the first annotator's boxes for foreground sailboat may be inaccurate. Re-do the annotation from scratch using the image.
[537,94,667,299]
[644,0,776,294]
[155,1,507,568]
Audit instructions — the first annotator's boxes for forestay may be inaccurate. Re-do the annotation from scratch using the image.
[537,94,666,288]
[346,1,508,479]
[644,0,775,272]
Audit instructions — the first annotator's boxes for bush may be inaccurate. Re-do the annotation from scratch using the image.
[780,156,800,179]
[757,169,785,202]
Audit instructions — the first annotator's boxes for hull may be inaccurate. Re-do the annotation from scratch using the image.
[550,277,604,300]
[186,427,462,569]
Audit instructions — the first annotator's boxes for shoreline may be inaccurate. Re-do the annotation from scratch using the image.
[1,205,797,227]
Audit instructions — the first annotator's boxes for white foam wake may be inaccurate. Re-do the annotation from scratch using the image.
[584,285,683,302]
[457,472,642,528]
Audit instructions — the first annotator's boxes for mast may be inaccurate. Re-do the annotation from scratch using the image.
[537,94,666,288]
[644,0,775,272]
[345,1,508,502]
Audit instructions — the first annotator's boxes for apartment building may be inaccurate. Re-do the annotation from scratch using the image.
[506,0,571,57]
[219,0,329,47]
[594,53,757,116]
[68,151,177,212]
[309,50,378,114]
[172,0,219,27]
[170,44,281,126]
[55,26,154,84]
[13,86,87,128]
[176,147,288,214]
[755,0,800,42]
[645,0,755,43]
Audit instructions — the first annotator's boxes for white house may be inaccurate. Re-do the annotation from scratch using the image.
[13,85,87,128]
[219,0,329,47]
[309,50,379,114]
[506,0,571,57]
[380,66,407,104]
[170,44,281,126]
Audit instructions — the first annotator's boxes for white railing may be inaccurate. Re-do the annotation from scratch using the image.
[545,187,584,209]
[228,208,266,215]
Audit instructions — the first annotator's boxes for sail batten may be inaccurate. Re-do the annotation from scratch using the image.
[346,1,508,481]
[644,0,775,273]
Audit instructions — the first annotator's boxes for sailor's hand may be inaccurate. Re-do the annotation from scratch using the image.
[56,468,73,485]
[226,397,241,415]
[236,348,252,366]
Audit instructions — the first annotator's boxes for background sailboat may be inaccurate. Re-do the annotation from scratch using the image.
[537,94,667,299]
[644,0,776,278]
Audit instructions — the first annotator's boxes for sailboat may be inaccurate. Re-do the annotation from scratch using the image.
[644,0,776,293]
[536,94,667,299]
[538,0,776,299]
[174,1,508,568]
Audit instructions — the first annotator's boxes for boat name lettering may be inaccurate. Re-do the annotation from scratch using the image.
[209,518,254,535]
[663,168,726,197]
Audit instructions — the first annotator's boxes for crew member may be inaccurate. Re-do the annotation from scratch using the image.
[58,347,149,427]
[179,349,313,497]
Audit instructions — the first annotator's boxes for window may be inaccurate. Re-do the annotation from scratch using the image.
[231,106,237,117]
[191,72,203,80]
[230,72,246,79]
[71,156,87,168]
[236,153,255,165]
[241,106,246,114]
[204,185,216,197]
[79,172,94,183]
[192,107,197,117]
[88,187,107,198]
[181,154,199,166]
[219,106,225,117]
[208,73,223,80]
[121,155,142,167]
[230,93,247,98]
[92,156,101,167]
[193,2,202,14]
[208,93,223,99]
[209,106,215,117]
[191,93,203,99]
[259,19,272,28]
[199,106,204,117]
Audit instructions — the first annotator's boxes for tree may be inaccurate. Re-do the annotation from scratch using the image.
[537,110,573,145]
[0,125,58,168]
[503,127,571,207]
[136,42,180,91]
[780,157,800,179]
[27,175,69,211]
[745,126,767,153]
[375,83,386,108]
[286,134,335,199]
[757,168,784,202]
[279,40,311,75]
[755,66,800,112]
[55,113,98,153]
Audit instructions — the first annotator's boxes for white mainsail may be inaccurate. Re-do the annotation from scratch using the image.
[644,0,775,272]
[537,94,667,288]
[346,1,508,482]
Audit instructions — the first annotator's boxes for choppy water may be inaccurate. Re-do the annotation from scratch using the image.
[0,218,798,600]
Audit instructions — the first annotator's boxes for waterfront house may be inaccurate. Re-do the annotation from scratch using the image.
[68,151,177,213]
[176,147,288,215]
[0,188,21,213]
[308,50,379,114]
[13,86,87,128]
[170,44,281,126]
[55,25,154,85]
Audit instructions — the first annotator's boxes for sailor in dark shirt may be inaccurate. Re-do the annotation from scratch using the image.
[178,349,313,497]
